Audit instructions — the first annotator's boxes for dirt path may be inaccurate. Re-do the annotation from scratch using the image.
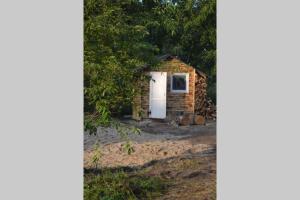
[146,152,216,200]
[84,120,216,169]
[84,120,216,199]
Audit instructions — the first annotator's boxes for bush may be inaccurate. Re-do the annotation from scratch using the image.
[84,170,166,200]
[207,82,216,104]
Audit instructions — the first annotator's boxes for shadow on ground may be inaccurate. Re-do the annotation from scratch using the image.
[85,119,216,199]
[85,145,216,200]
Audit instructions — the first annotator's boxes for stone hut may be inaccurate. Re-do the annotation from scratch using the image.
[132,55,207,125]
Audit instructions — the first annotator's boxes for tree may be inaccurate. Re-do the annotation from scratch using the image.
[84,0,216,132]
[84,0,158,132]
[136,0,216,102]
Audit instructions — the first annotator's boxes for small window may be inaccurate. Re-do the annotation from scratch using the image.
[171,73,189,93]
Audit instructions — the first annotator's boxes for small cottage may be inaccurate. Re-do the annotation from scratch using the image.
[132,55,207,125]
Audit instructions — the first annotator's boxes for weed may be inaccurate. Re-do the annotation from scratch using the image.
[84,170,166,200]
[91,141,102,169]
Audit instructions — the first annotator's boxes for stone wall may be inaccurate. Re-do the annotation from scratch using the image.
[133,58,197,122]
[163,59,195,121]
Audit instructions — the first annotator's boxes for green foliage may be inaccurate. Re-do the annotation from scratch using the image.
[113,121,141,154]
[84,0,159,131]
[123,141,135,155]
[146,0,216,101]
[84,0,216,131]
[91,141,102,169]
[207,81,216,103]
[84,171,166,200]
[128,176,166,199]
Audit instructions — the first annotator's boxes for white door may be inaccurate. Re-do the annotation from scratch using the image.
[149,72,167,119]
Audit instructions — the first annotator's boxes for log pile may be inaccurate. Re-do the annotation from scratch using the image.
[194,72,207,116]
[205,99,216,120]
[194,71,216,121]
[194,115,205,125]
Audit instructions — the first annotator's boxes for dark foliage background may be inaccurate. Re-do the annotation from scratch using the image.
[84,0,216,130]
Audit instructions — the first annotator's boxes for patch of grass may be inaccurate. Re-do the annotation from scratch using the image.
[173,159,200,171]
[84,170,166,200]
[128,176,165,199]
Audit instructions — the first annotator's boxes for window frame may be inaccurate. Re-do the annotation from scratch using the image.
[171,73,189,93]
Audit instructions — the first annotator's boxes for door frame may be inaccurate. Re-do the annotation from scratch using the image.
[149,72,167,119]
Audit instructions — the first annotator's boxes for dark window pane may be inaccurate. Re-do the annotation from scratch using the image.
[172,75,186,90]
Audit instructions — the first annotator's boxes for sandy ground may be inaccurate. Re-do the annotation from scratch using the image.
[84,120,216,169]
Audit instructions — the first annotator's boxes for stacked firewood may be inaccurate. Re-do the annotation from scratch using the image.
[205,99,216,120]
[194,73,207,116]
[194,72,216,121]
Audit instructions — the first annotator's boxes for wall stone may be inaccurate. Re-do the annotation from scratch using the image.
[132,58,206,124]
